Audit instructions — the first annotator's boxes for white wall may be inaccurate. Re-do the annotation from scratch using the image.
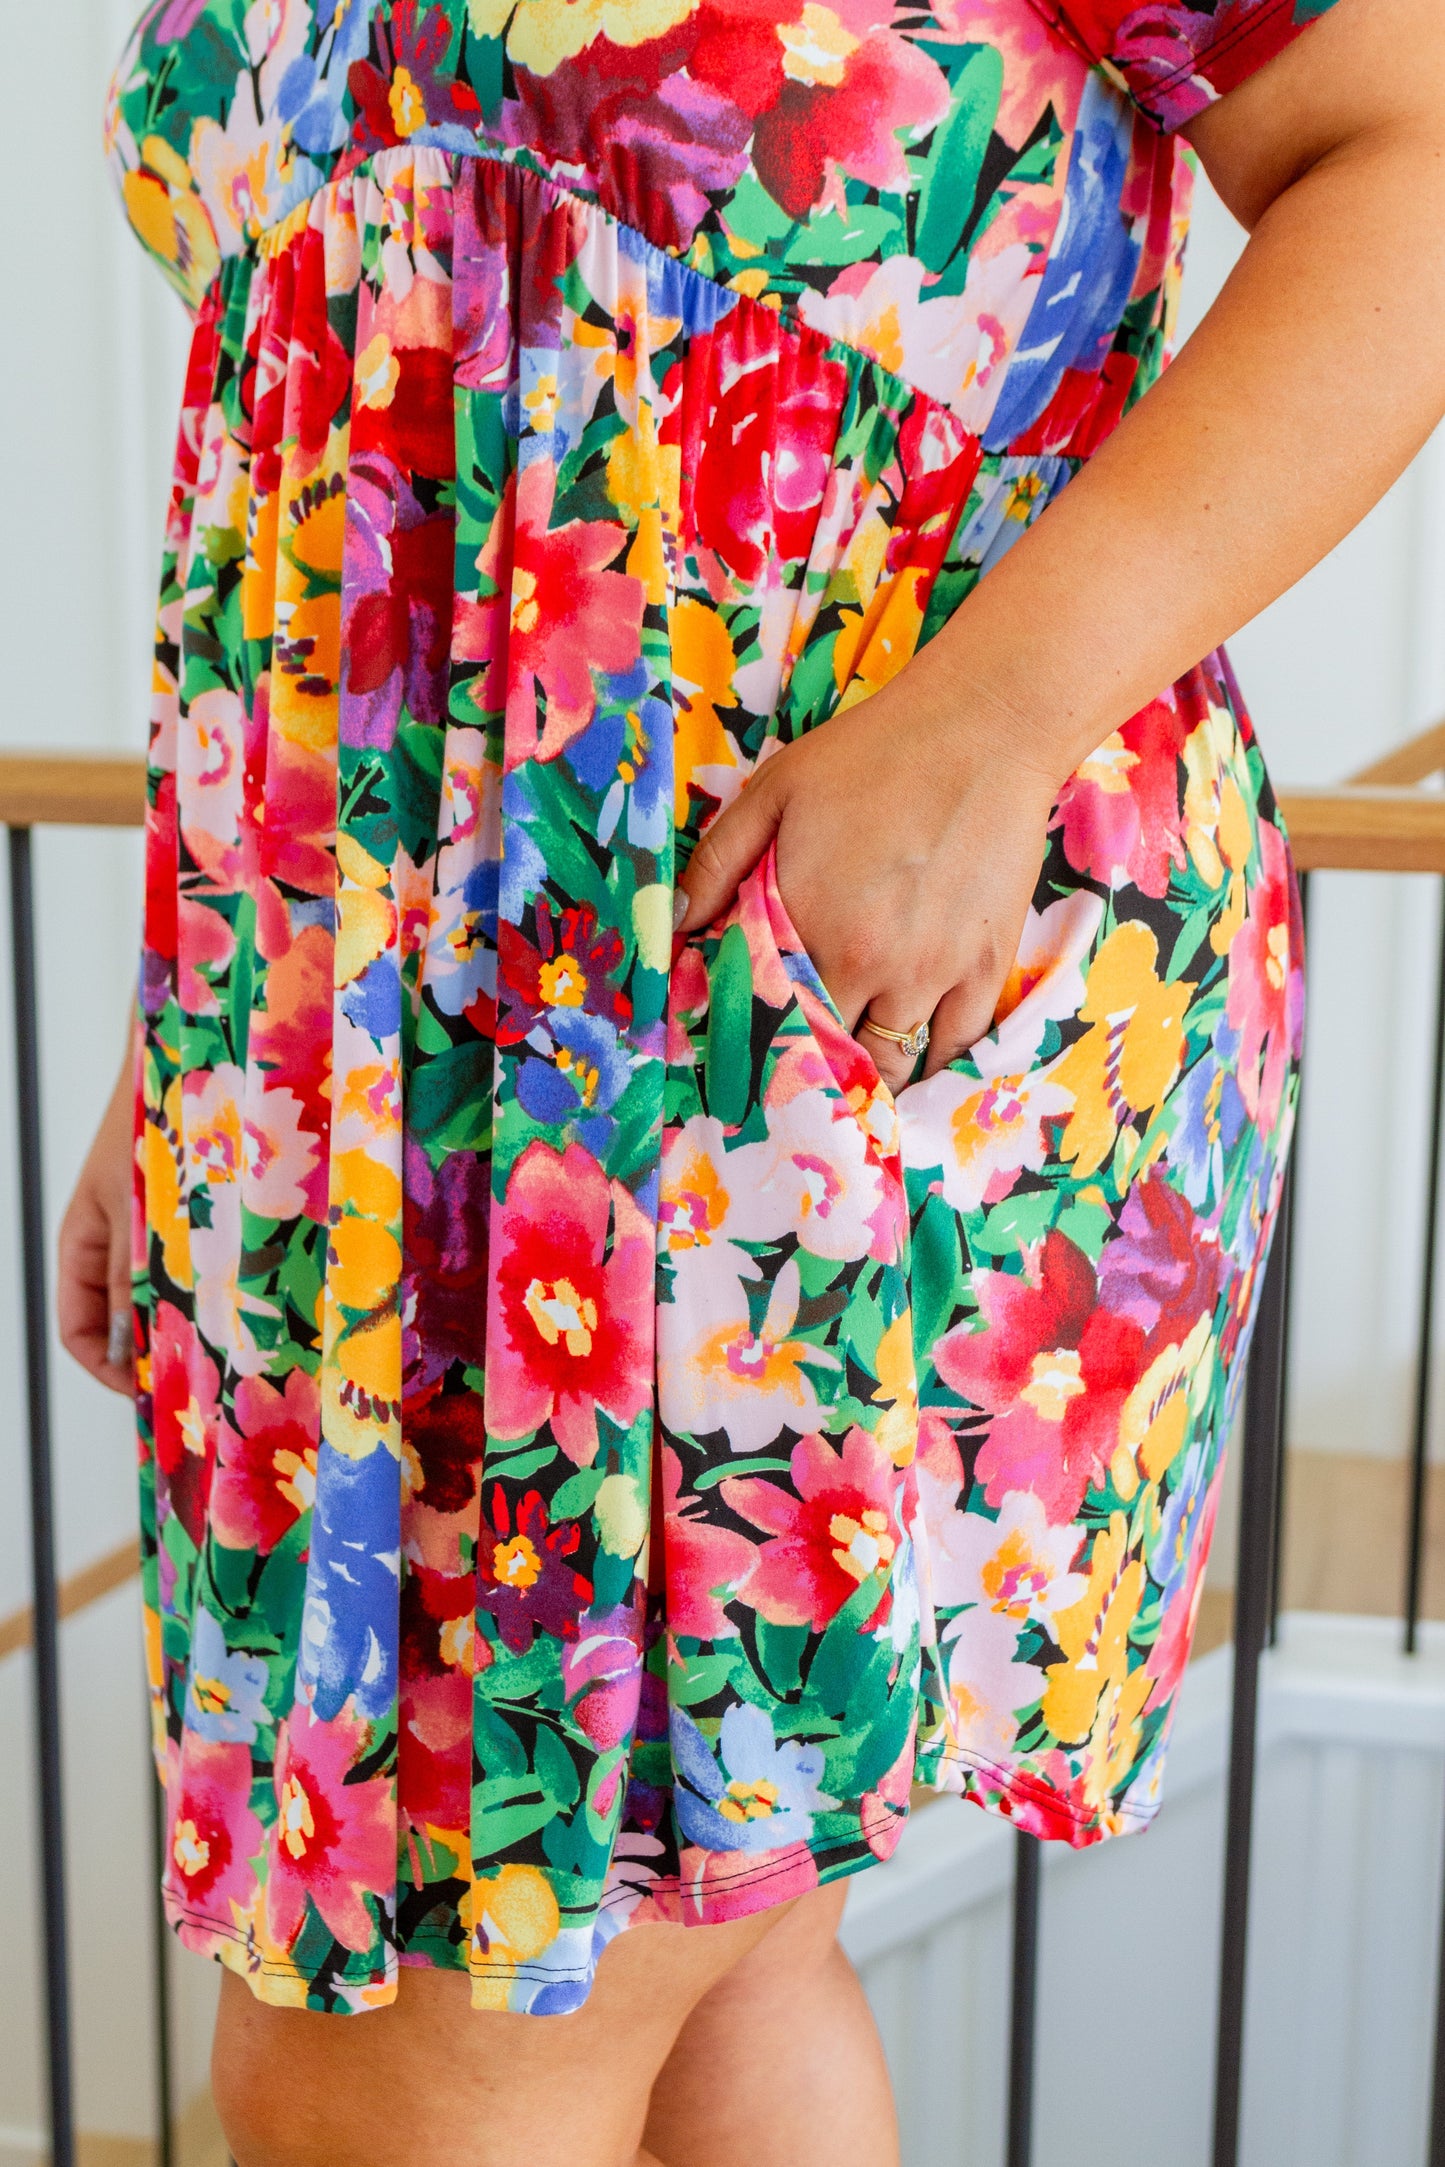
[2,4,1443,2148]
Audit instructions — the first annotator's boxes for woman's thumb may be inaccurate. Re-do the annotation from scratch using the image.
[673,768,783,938]
[107,1211,133,1370]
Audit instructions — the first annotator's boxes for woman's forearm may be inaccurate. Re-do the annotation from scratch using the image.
[906,39,1445,787]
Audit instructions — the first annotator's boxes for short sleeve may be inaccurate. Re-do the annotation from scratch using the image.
[1025,0,1343,132]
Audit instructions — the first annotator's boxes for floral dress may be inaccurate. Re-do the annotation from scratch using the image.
[109,0,1335,2016]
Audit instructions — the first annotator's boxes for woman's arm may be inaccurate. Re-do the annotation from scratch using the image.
[675,0,1445,1093]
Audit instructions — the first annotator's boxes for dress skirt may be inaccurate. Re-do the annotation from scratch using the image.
[126,135,1300,2014]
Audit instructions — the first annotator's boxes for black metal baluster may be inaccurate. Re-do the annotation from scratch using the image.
[1417,876,1445,2164]
[1405,876,1445,1654]
[1005,1829,1041,2167]
[1211,1158,1294,2167]
[1268,871,1309,1649]
[9,824,75,2167]
[147,1714,174,2167]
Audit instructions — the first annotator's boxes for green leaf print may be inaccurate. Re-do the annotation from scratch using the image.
[915,46,1004,276]
[705,922,755,1128]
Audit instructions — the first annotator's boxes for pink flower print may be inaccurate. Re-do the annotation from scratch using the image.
[1054,693,1189,899]
[658,1256,838,1456]
[1226,815,1301,1130]
[939,1603,1044,1766]
[165,1737,264,1944]
[151,1299,223,1547]
[242,1084,322,1223]
[934,1230,1146,1526]
[723,1424,901,1633]
[661,1445,757,1640]
[925,1488,1088,1627]
[478,460,645,764]
[266,1705,395,1956]
[211,1366,320,1556]
[725,1089,888,1262]
[560,1602,645,1752]
[488,1142,654,1466]
[898,1064,1072,1216]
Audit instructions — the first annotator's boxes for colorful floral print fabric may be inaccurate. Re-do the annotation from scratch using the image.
[108,0,1332,2014]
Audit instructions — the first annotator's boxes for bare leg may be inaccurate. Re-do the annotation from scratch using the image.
[213,1903,790,2167]
[642,1883,900,2167]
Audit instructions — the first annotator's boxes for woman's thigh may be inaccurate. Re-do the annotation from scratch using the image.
[213,1902,792,2167]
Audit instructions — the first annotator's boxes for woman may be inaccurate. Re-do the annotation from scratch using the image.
[60,0,1444,2158]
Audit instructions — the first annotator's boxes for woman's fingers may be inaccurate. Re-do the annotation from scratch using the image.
[106,1207,134,1384]
[920,978,999,1078]
[673,762,784,938]
[854,995,937,1096]
[58,1175,135,1397]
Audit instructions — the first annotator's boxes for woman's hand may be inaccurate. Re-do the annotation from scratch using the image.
[673,688,1059,1096]
[58,1047,137,1396]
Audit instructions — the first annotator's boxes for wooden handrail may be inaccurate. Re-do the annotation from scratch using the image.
[0,1537,139,1662]
[0,751,146,828]
[0,741,1437,1653]
[0,748,1443,866]
[1276,786,1445,873]
[1349,718,1445,790]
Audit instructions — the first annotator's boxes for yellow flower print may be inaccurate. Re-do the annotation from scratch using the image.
[335,886,398,987]
[1050,921,1194,1177]
[145,1077,192,1292]
[659,1128,732,1256]
[121,136,220,309]
[468,0,697,77]
[778,2,860,87]
[1081,1663,1155,1814]
[1040,1512,1145,1746]
[328,1215,403,1316]
[672,596,741,820]
[1113,1313,1213,1498]
[835,566,929,711]
[523,373,561,435]
[323,1309,402,1457]
[469,1862,562,2012]
[355,333,401,411]
[388,66,427,139]
[1181,703,1255,955]
[870,1308,920,1468]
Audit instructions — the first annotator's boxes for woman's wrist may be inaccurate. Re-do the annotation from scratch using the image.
[891,639,1091,807]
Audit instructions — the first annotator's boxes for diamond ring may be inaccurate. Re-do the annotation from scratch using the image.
[861,1016,930,1060]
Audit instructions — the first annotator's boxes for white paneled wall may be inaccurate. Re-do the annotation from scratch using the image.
[843,1619,1445,2167]
[4,2,1445,2156]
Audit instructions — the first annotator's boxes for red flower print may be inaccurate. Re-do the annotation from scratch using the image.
[211,1366,320,1555]
[151,1299,222,1547]
[1054,693,1188,900]
[1226,816,1301,1129]
[684,313,849,583]
[688,0,950,221]
[348,2,483,153]
[662,1445,757,1640]
[398,1565,478,1827]
[935,1232,1146,1527]
[266,1706,396,1955]
[477,460,644,763]
[488,1141,653,1465]
[498,896,631,1046]
[399,1666,472,1830]
[246,921,334,1133]
[477,1486,592,1654]
[723,1425,900,1633]
[165,1737,264,1933]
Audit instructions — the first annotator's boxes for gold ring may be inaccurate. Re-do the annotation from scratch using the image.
[861,1016,930,1060]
